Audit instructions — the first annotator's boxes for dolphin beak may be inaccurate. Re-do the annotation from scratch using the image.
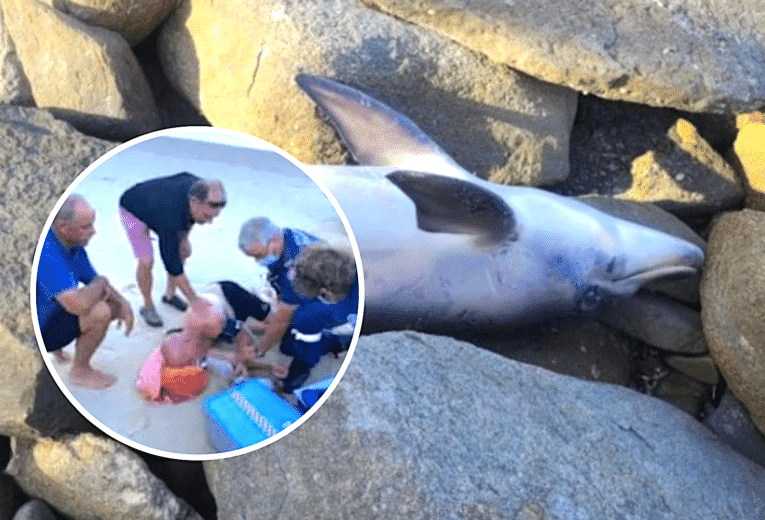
[604,227,705,296]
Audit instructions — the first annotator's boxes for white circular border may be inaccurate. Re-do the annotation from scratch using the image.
[29,126,365,461]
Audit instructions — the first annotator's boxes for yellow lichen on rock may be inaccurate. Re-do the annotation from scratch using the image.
[674,118,698,146]
[733,112,765,210]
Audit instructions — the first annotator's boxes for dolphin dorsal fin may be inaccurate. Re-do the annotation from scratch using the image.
[386,171,517,243]
[296,74,470,180]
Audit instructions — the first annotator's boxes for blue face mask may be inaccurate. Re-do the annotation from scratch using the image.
[259,253,279,267]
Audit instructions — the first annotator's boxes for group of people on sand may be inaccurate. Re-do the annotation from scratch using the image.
[36,171,359,405]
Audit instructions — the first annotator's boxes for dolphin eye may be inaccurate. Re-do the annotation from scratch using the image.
[578,286,602,312]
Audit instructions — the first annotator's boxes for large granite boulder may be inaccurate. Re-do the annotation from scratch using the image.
[205,332,765,519]
[701,209,765,434]
[40,0,180,47]
[1,0,161,139]
[371,0,765,113]
[158,0,578,185]
[0,105,116,438]
[0,3,31,105]
[6,434,202,520]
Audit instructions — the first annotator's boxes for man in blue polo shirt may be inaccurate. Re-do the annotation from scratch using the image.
[237,217,320,305]
[119,173,226,327]
[36,194,134,389]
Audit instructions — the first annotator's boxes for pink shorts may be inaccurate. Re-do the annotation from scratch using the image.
[119,206,153,261]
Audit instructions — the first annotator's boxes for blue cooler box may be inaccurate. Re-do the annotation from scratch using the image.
[204,379,302,452]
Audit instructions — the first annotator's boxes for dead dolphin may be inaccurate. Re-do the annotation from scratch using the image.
[296,74,705,331]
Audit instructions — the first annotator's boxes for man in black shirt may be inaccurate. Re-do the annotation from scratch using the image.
[119,172,226,327]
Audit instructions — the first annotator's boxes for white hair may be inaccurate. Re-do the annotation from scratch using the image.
[238,217,281,250]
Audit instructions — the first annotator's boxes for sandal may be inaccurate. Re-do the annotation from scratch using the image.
[140,306,163,327]
[162,294,188,312]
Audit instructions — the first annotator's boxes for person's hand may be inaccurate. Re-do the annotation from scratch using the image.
[117,298,134,336]
[234,361,248,379]
[90,276,109,297]
[235,331,257,363]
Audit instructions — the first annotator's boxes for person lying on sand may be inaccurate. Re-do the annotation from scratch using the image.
[136,294,286,404]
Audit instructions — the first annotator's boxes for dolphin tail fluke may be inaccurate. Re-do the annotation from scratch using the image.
[386,170,517,243]
[296,74,469,179]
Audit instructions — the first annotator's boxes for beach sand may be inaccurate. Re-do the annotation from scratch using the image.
[40,130,356,457]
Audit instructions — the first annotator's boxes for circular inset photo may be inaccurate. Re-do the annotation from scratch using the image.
[31,127,364,460]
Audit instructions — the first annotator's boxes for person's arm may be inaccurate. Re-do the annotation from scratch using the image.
[103,282,134,336]
[255,302,295,356]
[172,273,199,305]
[55,276,108,316]
[158,231,199,304]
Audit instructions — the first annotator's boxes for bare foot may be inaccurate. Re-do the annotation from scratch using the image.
[69,367,117,389]
[52,350,71,363]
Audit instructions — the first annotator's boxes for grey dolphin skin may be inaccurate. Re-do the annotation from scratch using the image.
[296,74,705,331]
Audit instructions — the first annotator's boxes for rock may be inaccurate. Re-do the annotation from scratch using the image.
[701,209,765,434]
[0,105,116,438]
[732,113,765,211]
[476,319,632,386]
[371,0,765,114]
[205,332,765,519]
[599,291,707,355]
[158,0,578,185]
[616,119,744,215]
[42,0,179,47]
[664,355,719,386]
[0,4,31,105]
[704,389,765,468]
[6,434,202,520]
[11,500,56,520]
[138,455,217,520]
[2,0,161,140]
[652,371,708,418]
[0,474,26,520]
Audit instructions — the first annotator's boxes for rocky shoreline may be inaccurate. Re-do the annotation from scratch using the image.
[1,0,765,518]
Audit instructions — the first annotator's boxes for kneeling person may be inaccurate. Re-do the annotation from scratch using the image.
[277,245,359,393]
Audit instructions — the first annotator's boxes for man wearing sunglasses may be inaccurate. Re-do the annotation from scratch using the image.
[119,172,226,327]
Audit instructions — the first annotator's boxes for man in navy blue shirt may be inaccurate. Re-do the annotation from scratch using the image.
[36,194,134,389]
[119,173,226,327]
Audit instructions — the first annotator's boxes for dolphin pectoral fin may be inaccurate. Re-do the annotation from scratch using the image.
[295,74,469,179]
[386,170,517,242]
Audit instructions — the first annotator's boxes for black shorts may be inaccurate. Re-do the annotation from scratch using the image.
[41,308,80,352]
[218,281,271,322]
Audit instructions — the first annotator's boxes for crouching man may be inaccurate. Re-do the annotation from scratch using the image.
[36,194,134,389]
[263,244,359,393]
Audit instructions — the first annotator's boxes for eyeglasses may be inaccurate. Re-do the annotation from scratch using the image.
[207,200,226,209]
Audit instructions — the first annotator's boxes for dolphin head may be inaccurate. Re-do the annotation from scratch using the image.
[573,195,705,310]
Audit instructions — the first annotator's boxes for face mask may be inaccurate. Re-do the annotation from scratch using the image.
[318,290,339,305]
[259,253,279,267]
